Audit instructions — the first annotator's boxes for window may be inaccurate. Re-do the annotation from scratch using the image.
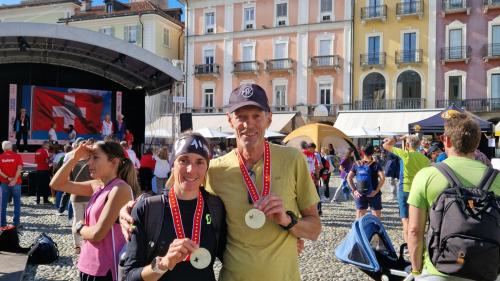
[244,6,255,30]
[320,0,333,21]
[241,44,255,70]
[203,87,214,108]
[363,72,385,100]
[368,0,381,17]
[274,42,287,68]
[275,85,286,107]
[449,28,463,59]
[124,26,137,43]
[163,28,170,47]
[276,2,288,26]
[449,76,462,100]
[203,48,215,73]
[368,35,381,64]
[493,25,500,56]
[205,12,215,34]
[402,0,418,14]
[396,71,421,99]
[100,27,113,36]
[492,74,500,99]
[319,82,332,104]
[402,32,417,62]
[318,39,332,65]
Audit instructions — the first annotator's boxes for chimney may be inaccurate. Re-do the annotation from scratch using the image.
[80,0,92,12]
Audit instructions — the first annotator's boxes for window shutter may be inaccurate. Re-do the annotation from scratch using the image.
[124,26,129,42]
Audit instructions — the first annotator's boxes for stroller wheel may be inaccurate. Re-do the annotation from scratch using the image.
[381,275,389,281]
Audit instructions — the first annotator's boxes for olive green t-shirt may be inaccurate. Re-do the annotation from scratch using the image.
[205,143,319,281]
[408,156,500,276]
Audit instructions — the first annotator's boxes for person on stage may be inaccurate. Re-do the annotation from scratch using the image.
[13,108,30,152]
[123,132,226,281]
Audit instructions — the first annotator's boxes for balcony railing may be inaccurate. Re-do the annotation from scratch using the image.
[233,61,259,74]
[360,52,386,68]
[440,46,471,63]
[395,49,423,65]
[483,43,500,61]
[436,99,500,112]
[265,58,293,72]
[360,5,387,22]
[185,107,225,113]
[352,99,426,110]
[306,104,351,116]
[441,0,470,15]
[194,64,220,76]
[309,55,341,70]
[271,105,297,112]
[483,0,500,12]
[396,1,424,19]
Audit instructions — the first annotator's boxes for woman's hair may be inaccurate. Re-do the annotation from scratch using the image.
[320,147,329,155]
[157,146,169,160]
[95,141,139,196]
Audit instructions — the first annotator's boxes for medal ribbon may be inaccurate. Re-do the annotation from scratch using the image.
[168,188,204,261]
[236,141,271,204]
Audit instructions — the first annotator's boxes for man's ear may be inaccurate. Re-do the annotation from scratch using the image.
[265,111,272,129]
[227,112,235,130]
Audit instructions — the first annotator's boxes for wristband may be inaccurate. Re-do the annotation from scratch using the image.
[411,269,422,276]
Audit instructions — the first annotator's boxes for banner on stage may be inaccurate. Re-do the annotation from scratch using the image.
[8,84,17,142]
[23,85,112,142]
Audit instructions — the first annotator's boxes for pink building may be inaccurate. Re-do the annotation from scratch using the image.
[182,0,352,123]
[436,0,500,120]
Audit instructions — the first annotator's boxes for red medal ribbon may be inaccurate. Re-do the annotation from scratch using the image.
[236,141,271,204]
[168,188,204,261]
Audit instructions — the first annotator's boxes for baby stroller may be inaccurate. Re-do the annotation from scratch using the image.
[335,214,411,281]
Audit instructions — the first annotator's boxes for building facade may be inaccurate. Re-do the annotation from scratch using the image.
[352,0,431,111]
[182,0,352,122]
[0,0,79,23]
[435,0,500,120]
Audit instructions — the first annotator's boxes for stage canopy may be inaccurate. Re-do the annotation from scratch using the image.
[0,22,183,94]
[408,105,494,134]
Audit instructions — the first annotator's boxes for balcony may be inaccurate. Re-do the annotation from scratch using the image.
[360,52,386,69]
[436,99,500,112]
[194,64,220,77]
[440,46,471,64]
[265,58,293,73]
[271,105,297,112]
[352,99,426,110]
[305,104,351,116]
[483,44,500,62]
[483,0,500,13]
[185,107,225,113]
[309,55,341,71]
[233,61,259,74]
[395,49,423,66]
[361,5,387,23]
[441,0,470,16]
[396,1,424,20]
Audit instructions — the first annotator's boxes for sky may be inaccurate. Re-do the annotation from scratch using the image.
[0,0,184,9]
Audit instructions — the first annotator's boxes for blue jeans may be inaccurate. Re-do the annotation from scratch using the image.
[55,191,63,209]
[1,183,21,226]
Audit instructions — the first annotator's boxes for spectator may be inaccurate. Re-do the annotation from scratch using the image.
[48,123,58,143]
[101,114,113,139]
[13,108,29,152]
[328,143,336,156]
[407,112,500,279]
[302,142,321,215]
[35,141,52,204]
[383,135,430,243]
[114,114,126,141]
[56,144,75,218]
[121,141,140,170]
[153,146,170,194]
[0,141,23,227]
[320,147,333,199]
[383,151,400,200]
[124,129,134,147]
[332,148,355,203]
[68,125,77,143]
[347,144,385,219]
[138,149,155,193]
[427,145,442,163]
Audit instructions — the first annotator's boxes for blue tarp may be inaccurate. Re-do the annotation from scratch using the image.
[408,105,493,134]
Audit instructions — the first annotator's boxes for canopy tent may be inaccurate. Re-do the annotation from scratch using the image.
[194,128,229,138]
[342,127,398,138]
[283,123,359,159]
[408,105,494,134]
[226,130,285,139]
[496,122,500,137]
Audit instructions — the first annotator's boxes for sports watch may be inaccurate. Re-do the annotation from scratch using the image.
[75,221,85,235]
[151,256,168,274]
[281,211,298,230]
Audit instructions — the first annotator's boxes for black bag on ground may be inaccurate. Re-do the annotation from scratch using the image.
[427,163,500,281]
[27,233,59,264]
[0,225,29,253]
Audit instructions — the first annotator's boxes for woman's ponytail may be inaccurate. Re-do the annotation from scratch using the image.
[118,157,140,197]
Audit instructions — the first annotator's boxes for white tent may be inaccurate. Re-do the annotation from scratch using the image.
[194,128,230,138]
[341,127,398,138]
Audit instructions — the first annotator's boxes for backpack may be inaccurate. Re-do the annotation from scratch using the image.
[427,163,500,281]
[27,233,59,264]
[319,156,331,180]
[0,225,29,253]
[355,161,374,194]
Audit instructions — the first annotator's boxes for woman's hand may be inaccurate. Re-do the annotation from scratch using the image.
[73,141,93,161]
[158,238,198,271]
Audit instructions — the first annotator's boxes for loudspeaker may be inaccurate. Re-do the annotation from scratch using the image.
[179,113,193,132]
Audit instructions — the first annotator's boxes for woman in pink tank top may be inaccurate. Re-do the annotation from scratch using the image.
[50,140,139,281]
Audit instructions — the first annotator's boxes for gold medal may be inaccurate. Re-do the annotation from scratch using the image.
[190,247,211,269]
[245,208,266,229]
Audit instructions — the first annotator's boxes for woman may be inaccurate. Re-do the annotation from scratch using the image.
[332,148,355,203]
[68,125,77,143]
[319,147,333,199]
[50,140,138,281]
[153,146,170,194]
[139,149,156,194]
[123,132,226,281]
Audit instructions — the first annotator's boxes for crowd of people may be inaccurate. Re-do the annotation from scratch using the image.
[0,83,498,281]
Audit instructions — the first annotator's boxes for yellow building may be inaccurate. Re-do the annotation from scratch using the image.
[0,0,79,23]
[352,0,431,110]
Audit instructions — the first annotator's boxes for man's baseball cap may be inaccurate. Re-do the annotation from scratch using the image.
[227,84,270,113]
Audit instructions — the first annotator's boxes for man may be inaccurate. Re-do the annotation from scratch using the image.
[114,114,126,140]
[120,84,321,281]
[101,114,113,139]
[301,142,321,214]
[426,145,441,163]
[48,123,57,144]
[407,113,500,280]
[13,108,30,152]
[0,141,23,226]
[121,141,140,169]
[383,135,429,243]
[35,141,52,204]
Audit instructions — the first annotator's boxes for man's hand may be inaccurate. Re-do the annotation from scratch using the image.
[367,190,379,198]
[159,238,198,271]
[8,179,16,187]
[119,200,137,241]
[254,194,290,227]
[353,190,362,199]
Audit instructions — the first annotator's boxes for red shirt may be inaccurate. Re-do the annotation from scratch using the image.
[124,132,134,145]
[0,151,23,184]
[35,148,50,171]
[140,154,156,170]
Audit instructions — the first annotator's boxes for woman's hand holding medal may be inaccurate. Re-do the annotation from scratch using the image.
[159,238,199,271]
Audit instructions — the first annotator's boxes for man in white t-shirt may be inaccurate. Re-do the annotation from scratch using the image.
[48,123,57,143]
[101,114,113,139]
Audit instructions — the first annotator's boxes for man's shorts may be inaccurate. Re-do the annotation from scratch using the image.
[354,191,382,211]
[398,190,410,218]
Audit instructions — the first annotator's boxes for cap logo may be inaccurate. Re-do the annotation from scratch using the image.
[241,85,254,98]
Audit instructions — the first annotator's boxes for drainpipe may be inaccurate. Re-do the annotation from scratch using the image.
[138,13,144,48]
[350,0,354,109]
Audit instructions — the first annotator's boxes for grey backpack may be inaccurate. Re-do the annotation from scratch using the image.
[427,163,500,281]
